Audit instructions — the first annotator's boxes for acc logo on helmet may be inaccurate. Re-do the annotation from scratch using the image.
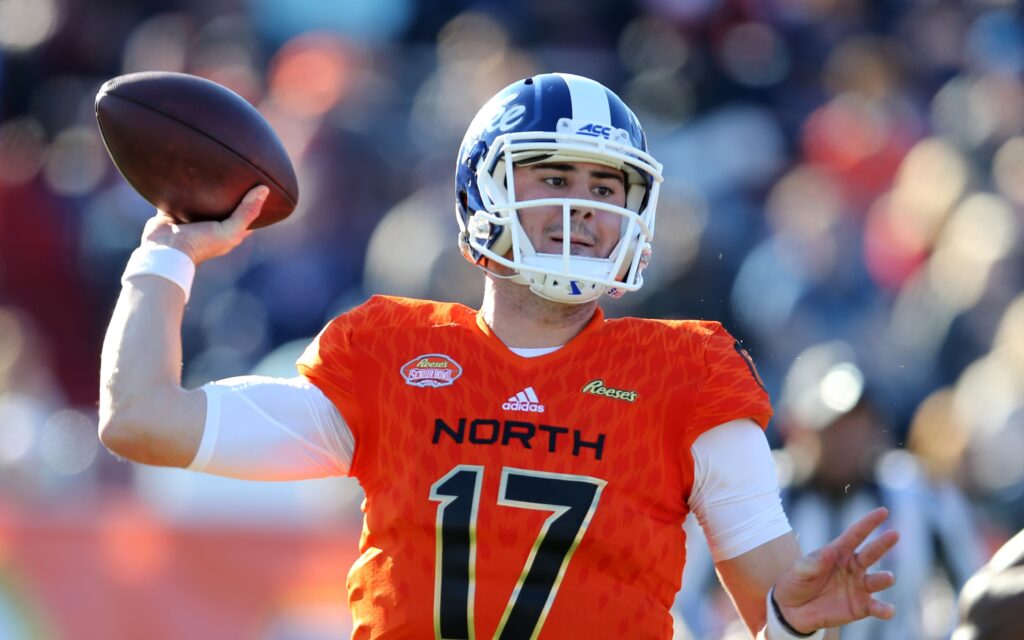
[576,123,612,139]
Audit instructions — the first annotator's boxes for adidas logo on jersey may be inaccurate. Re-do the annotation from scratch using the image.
[502,387,545,413]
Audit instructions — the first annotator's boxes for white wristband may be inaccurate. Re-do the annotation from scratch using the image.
[121,245,196,302]
[764,587,825,640]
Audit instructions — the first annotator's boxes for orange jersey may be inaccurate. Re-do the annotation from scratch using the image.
[297,295,772,639]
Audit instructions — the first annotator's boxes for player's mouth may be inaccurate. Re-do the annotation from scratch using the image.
[550,235,594,249]
[543,235,598,257]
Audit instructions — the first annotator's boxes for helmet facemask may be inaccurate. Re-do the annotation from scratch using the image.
[464,122,663,304]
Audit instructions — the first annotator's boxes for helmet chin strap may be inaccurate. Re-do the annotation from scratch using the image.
[528,278,604,304]
[478,256,521,281]
[479,253,607,304]
[500,207,612,304]
[518,253,613,304]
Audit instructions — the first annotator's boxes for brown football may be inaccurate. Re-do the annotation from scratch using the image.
[95,72,298,228]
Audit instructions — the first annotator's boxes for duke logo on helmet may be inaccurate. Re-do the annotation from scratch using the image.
[455,73,664,304]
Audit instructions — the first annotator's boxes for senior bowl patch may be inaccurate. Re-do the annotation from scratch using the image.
[400,354,463,388]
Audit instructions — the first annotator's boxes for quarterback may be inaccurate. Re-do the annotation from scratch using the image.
[99,73,898,639]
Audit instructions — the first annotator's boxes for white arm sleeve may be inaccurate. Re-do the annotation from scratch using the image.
[687,419,792,562]
[187,375,354,481]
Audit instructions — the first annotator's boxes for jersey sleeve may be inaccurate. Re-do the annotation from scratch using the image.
[296,298,402,482]
[188,375,354,480]
[691,324,773,433]
[295,311,368,455]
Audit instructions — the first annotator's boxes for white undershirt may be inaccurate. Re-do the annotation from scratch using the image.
[190,372,790,562]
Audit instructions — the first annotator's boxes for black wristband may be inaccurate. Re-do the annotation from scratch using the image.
[770,588,817,638]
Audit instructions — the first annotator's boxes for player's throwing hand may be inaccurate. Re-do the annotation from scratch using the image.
[773,507,900,633]
[141,185,269,265]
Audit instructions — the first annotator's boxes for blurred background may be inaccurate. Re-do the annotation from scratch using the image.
[0,0,1022,638]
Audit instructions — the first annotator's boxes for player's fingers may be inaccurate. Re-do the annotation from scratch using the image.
[226,185,269,233]
[144,210,176,230]
[868,599,895,620]
[141,211,178,241]
[863,570,895,593]
[855,529,899,569]
[832,507,889,552]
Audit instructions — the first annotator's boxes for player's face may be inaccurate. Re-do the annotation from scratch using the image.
[512,162,627,259]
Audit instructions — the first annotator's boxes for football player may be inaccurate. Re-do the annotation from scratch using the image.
[99,73,898,639]
[955,528,1024,640]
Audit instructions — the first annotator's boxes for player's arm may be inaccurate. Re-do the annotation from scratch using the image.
[690,421,897,639]
[98,186,268,467]
[716,532,834,639]
[188,375,353,480]
[723,509,897,639]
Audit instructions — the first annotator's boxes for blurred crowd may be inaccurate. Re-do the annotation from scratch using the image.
[0,0,1022,638]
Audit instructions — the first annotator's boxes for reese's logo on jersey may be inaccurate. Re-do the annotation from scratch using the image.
[400,354,463,388]
[581,380,638,403]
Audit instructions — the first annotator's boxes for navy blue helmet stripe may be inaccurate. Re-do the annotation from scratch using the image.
[534,74,573,132]
[604,87,633,133]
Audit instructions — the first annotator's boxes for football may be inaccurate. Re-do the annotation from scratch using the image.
[95,71,298,228]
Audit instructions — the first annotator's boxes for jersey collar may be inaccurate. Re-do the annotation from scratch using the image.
[472,306,606,368]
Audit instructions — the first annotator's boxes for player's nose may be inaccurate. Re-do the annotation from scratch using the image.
[568,191,596,219]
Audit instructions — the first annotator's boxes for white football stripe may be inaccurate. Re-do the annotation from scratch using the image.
[516,392,529,403]
[557,73,611,125]
[525,387,539,403]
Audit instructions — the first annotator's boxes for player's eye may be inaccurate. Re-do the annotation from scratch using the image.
[543,176,567,188]
[593,183,621,199]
